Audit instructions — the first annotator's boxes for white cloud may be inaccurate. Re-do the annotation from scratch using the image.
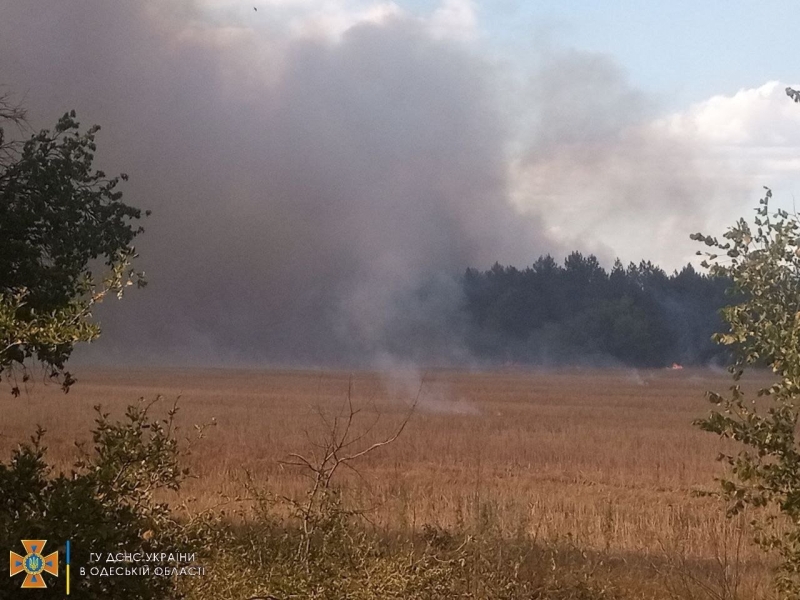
[507,78,800,270]
[653,81,800,207]
[657,82,800,145]
[428,0,478,42]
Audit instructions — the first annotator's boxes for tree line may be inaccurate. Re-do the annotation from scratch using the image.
[460,253,732,367]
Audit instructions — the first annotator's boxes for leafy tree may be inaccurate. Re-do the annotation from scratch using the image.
[692,186,800,596]
[0,94,210,600]
[0,94,146,395]
[692,87,800,596]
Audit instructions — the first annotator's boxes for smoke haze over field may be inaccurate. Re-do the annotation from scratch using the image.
[0,1,796,366]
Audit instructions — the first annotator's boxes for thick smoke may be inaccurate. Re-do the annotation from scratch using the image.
[0,1,738,366]
[509,49,750,269]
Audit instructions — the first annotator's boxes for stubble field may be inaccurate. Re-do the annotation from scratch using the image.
[0,366,779,597]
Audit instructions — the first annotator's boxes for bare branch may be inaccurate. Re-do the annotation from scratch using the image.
[0,91,27,126]
[275,373,425,563]
[336,374,425,465]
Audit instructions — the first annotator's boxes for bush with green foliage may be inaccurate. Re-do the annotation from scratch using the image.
[693,185,800,597]
[0,95,146,394]
[0,398,209,600]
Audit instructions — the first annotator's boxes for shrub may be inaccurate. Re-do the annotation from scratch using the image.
[0,398,203,600]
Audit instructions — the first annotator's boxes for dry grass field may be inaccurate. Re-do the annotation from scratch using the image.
[0,366,781,597]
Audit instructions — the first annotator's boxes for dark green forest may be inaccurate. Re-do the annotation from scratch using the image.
[461,252,732,367]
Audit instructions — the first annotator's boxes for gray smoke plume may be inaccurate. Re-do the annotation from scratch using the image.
[509,48,749,269]
[0,1,736,366]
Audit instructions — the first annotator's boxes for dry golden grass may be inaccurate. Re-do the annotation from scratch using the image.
[0,366,780,596]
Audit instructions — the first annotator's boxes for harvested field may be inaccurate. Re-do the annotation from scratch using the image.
[1,366,779,597]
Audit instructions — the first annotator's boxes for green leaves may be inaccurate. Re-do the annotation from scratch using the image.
[0,105,146,393]
[695,187,800,595]
[0,399,197,600]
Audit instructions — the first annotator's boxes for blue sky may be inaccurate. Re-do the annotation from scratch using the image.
[201,0,799,109]
[403,0,799,108]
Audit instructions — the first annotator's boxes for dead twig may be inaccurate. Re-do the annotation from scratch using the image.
[276,373,425,562]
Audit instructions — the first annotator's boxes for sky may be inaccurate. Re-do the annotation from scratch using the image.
[478,0,800,106]
[0,0,798,366]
